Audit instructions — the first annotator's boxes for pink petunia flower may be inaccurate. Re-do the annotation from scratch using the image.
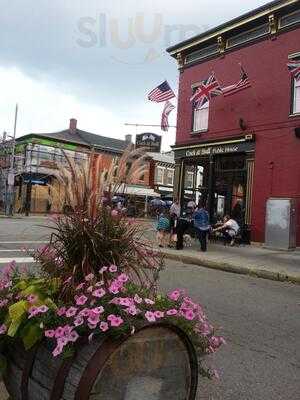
[74,316,84,327]
[87,313,100,325]
[184,310,195,321]
[27,294,38,304]
[154,310,164,319]
[117,273,129,283]
[99,266,108,274]
[79,308,90,317]
[92,306,104,315]
[110,316,124,327]
[55,327,65,338]
[68,331,79,343]
[52,344,63,357]
[0,299,8,308]
[126,306,138,316]
[166,309,178,316]
[57,337,68,346]
[145,311,156,322]
[66,307,78,318]
[99,321,109,332]
[108,283,120,295]
[28,306,39,319]
[92,288,106,298]
[75,295,88,306]
[57,307,66,316]
[109,264,118,273]
[85,273,95,282]
[144,298,155,305]
[38,305,49,314]
[133,294,143,304]
[75,283,85,291]
[168,290,181,302]
[45,329,55,338]
[0,324,7,335]
[119,297,132,307]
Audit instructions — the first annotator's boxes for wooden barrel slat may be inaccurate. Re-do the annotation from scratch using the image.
[4,323,198,400]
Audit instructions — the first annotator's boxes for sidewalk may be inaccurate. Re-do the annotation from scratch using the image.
[144,223,300,284]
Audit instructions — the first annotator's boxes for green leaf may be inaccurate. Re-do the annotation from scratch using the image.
[22,324,42,350]
[43,298,57,310]
[9,301,28,321]
[13,280,27,290]
[7,316,24,337]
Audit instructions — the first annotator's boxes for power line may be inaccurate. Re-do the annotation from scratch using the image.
[124,123,177,128]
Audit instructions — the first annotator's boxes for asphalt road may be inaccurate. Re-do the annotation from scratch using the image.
[0,217,299,399]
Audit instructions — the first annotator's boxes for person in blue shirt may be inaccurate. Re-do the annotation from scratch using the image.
[156,211,170,248]
[193,201,210,252]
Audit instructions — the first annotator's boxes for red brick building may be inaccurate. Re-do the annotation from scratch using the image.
[167,0,300,245]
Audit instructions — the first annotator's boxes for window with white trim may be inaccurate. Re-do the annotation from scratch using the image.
[193,102,209,132]
[155,166,164,185]
[293,78,300,114]
[166,168,174,186]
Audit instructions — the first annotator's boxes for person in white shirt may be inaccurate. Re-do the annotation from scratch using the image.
[213,215,240,246]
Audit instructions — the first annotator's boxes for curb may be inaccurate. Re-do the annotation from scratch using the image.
[160,251,300,285]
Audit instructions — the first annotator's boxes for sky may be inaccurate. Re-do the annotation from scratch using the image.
[0,0,269,151]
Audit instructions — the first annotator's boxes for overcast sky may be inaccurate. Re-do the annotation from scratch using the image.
[0,0,269,150]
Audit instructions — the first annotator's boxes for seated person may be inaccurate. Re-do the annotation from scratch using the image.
[213,215,240,246]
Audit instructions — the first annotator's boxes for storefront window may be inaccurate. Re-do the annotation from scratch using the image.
[193,102,209,132]
[166,169,174,186]
[156,166,164,185]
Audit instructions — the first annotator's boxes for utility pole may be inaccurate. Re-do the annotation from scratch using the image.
[5,104,18,216]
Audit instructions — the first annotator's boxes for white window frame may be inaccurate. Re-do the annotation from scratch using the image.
[293,77,300,114]
[193,101,209,133]
[156,166,164,185]
[185,171,194,189]
[166,168,174,186]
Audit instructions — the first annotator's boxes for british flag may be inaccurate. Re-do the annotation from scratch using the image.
[287,60,300,80]
[222,65,251,97]
[190,74,222,109]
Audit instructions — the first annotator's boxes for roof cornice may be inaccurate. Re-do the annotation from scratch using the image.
[167,0,299,57]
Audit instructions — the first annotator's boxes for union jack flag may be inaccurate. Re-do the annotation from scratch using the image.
[148,80,175,103]
[161,101,175,132]
[190,74,222,109]
[287,60,300,80]
[222,65,251,97]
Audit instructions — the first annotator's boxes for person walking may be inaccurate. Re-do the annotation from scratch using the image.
[193,201,210,252]
[156,211,170,248]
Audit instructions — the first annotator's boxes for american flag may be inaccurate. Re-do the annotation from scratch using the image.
[222,65,251,97]
[161,101,175,131]
[190,74,222,109]
[287,60,300,80]
[148,80,175,102]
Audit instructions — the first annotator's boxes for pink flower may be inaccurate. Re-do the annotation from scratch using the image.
[75,295,88,306]
[57,307,66,316]
[0,299,8,308]
[27,294,38,304]
[92,306,104,315]
[52,345,63,357]
[134,294,143,304]
[79,308,90,317]
[57,337,68,346]
[68,331,79,343]
[74,316,84,326]
[66,307,78,318]
[197,322,213,336]
[99,321,109,332]
[92,288,106,298]
[45,329,55,338]
[99,266,108,274]
[168,290,181,302]
[110,316,124,327]
[184,310,195,321]
[166,309,178,316]
[87,286,94,293]
[119,297,132,307]
[76,283,85,291]
[38,305,49,314]
[63,325,72,336]
[28,306,38,318]
[87,313,100,325]
[110,297,121,305]
[55,327,65,338]
[126,306,138,316]
[108,283,120,295]
[154,310,164,318]
[95,281,104,287]
[145,311,156,322]
[117,273,129,283]
[85,273,94,281]
[0,324,7,335]
[144,298,155,305]
[109,264,118,273]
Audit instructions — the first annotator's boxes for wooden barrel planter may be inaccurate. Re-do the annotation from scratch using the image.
[3,323,198,400]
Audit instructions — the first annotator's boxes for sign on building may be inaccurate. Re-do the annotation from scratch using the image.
[135,132,162,153]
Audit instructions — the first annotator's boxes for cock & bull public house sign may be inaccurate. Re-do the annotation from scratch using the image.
[173,134,255,160]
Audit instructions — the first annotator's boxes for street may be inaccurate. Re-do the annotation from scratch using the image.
[0,217,299,399]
